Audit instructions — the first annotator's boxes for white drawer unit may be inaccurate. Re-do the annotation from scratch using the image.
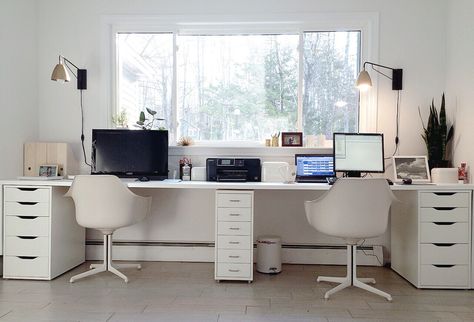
[2,185,85,280]
[217,221,252,236]
[391,190,472,289]
[215,190,253,282]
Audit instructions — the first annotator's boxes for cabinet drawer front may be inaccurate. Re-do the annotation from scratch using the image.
[217,193,252,208]
[420,207,469,222]
[5,216,49,237]
[218,222,252,236]
[4,256,49,279]
[217,249,251,263]
[5,236,49,257]
[217,263,251,278]
[4,187,50,203]
[420,222,469,243]
[217,236,252,250]
[217,208,252,222]
[420,264,469,287]
[4,202,49,217]
[420,244,469,265]
[420,192,469,208]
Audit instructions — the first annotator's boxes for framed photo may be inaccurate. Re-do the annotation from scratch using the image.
[393,156,431,183]
[281,132,303,147]
[39,164,58,177]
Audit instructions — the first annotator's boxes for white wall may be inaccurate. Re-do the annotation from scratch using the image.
[0,0,38,179]
[446,0,474,179]
[33,0,451,259]
[36,0,448,166]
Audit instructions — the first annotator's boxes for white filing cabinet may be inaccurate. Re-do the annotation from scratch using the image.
[3,185,85,280]
[391,190,472,288]
[215,190,254,282]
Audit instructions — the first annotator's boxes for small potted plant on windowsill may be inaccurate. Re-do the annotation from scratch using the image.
[419,93,455,181]
[135,108,166,130]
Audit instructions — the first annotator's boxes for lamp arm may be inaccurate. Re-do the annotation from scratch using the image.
[363,61,396,71]
[63,60,78,79]
[370,65,392,80]
[61,56,81,70]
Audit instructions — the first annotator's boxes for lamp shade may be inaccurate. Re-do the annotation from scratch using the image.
[355,69,372,91]
[51,63,70,82]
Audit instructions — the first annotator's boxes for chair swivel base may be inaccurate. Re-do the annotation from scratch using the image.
[317,245,392,301]
[70,234,141,283]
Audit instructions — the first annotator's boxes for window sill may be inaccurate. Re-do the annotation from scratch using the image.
[168,145,333,157]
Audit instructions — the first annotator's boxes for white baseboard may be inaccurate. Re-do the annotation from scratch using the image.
[86,243,384,266]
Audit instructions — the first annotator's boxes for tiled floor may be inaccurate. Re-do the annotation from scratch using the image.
[0,262,473,321]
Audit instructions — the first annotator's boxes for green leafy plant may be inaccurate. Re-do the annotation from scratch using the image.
[135,108,165,130]
[418,93,454,168]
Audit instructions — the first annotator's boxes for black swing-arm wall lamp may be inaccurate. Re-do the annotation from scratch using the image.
[356,61,403,91]
[51,55,87,90]
[51,55,90,168]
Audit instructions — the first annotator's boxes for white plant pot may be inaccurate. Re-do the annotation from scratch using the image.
[431,168,458,184]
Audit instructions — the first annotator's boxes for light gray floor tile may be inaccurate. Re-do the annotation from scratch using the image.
[0,262,473,322]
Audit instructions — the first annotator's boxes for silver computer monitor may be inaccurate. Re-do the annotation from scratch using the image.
[333,133,384,176]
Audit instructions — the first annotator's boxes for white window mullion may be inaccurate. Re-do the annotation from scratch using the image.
[172,32,178,143]
[297,32,304,133]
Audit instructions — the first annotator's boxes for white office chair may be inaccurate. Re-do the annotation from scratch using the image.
[305,178,395,301]
[66,175,152,283]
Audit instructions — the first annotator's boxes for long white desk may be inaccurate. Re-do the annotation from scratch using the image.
[1,179,473,288]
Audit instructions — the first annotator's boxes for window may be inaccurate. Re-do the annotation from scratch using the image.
[115,28,361,144]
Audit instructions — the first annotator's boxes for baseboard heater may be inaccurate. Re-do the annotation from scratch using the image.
[85,240,384,266]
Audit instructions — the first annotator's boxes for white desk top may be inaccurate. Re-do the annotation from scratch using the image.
[0,179,473,191]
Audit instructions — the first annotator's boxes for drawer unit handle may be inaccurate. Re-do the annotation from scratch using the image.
[229,241,240,245]
[229,255,240,258]
[229,269,240,272]
[17,201,38,206]
[17,236,38,240]
[229,200,241,203]
[229,227,240,230]
[17,256,38,260]
[433,264,455,268]
[17,188,38,192]
[433,222,455,225]
[433,207,455,211]
[18,216,39,219]
[433,192,456,196]
[229,214,241,217]
[433,243,455,247]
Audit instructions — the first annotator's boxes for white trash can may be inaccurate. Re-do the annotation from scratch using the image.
[256,235,282,274]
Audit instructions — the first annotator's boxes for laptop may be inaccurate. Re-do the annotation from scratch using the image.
[295,154,335,183]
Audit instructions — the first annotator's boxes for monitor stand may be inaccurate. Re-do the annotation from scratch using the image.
[345,171,361,178]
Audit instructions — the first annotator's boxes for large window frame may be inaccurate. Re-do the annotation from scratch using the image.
[102,13,379,146]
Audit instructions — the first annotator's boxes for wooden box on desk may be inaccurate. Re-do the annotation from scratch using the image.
[24,142,78,177]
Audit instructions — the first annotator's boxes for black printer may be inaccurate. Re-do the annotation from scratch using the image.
[206,158,261,182]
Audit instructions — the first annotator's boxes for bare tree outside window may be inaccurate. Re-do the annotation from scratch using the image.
[116,33,173,129]
[177,34,298,141]
[303,31,360,139]
[115,30,361,144]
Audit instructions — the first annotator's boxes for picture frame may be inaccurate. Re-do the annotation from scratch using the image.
[281,132,303,147]
[392,156,431,183]
[39,164,59,177]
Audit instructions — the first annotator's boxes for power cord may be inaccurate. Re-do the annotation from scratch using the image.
[80,90,92,170]
[384,90,401,160]
[358,239,383,266]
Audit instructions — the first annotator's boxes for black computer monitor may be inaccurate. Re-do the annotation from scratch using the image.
[91,129,168,180]
[333,133,384,177]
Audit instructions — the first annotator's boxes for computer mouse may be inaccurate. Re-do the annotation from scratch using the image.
[402,178,412,185]
[138,176,150,182]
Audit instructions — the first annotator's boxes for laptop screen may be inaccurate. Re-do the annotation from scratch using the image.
[295,154,335,179]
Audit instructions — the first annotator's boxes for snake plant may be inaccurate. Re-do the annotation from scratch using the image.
[419,93,454,168]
